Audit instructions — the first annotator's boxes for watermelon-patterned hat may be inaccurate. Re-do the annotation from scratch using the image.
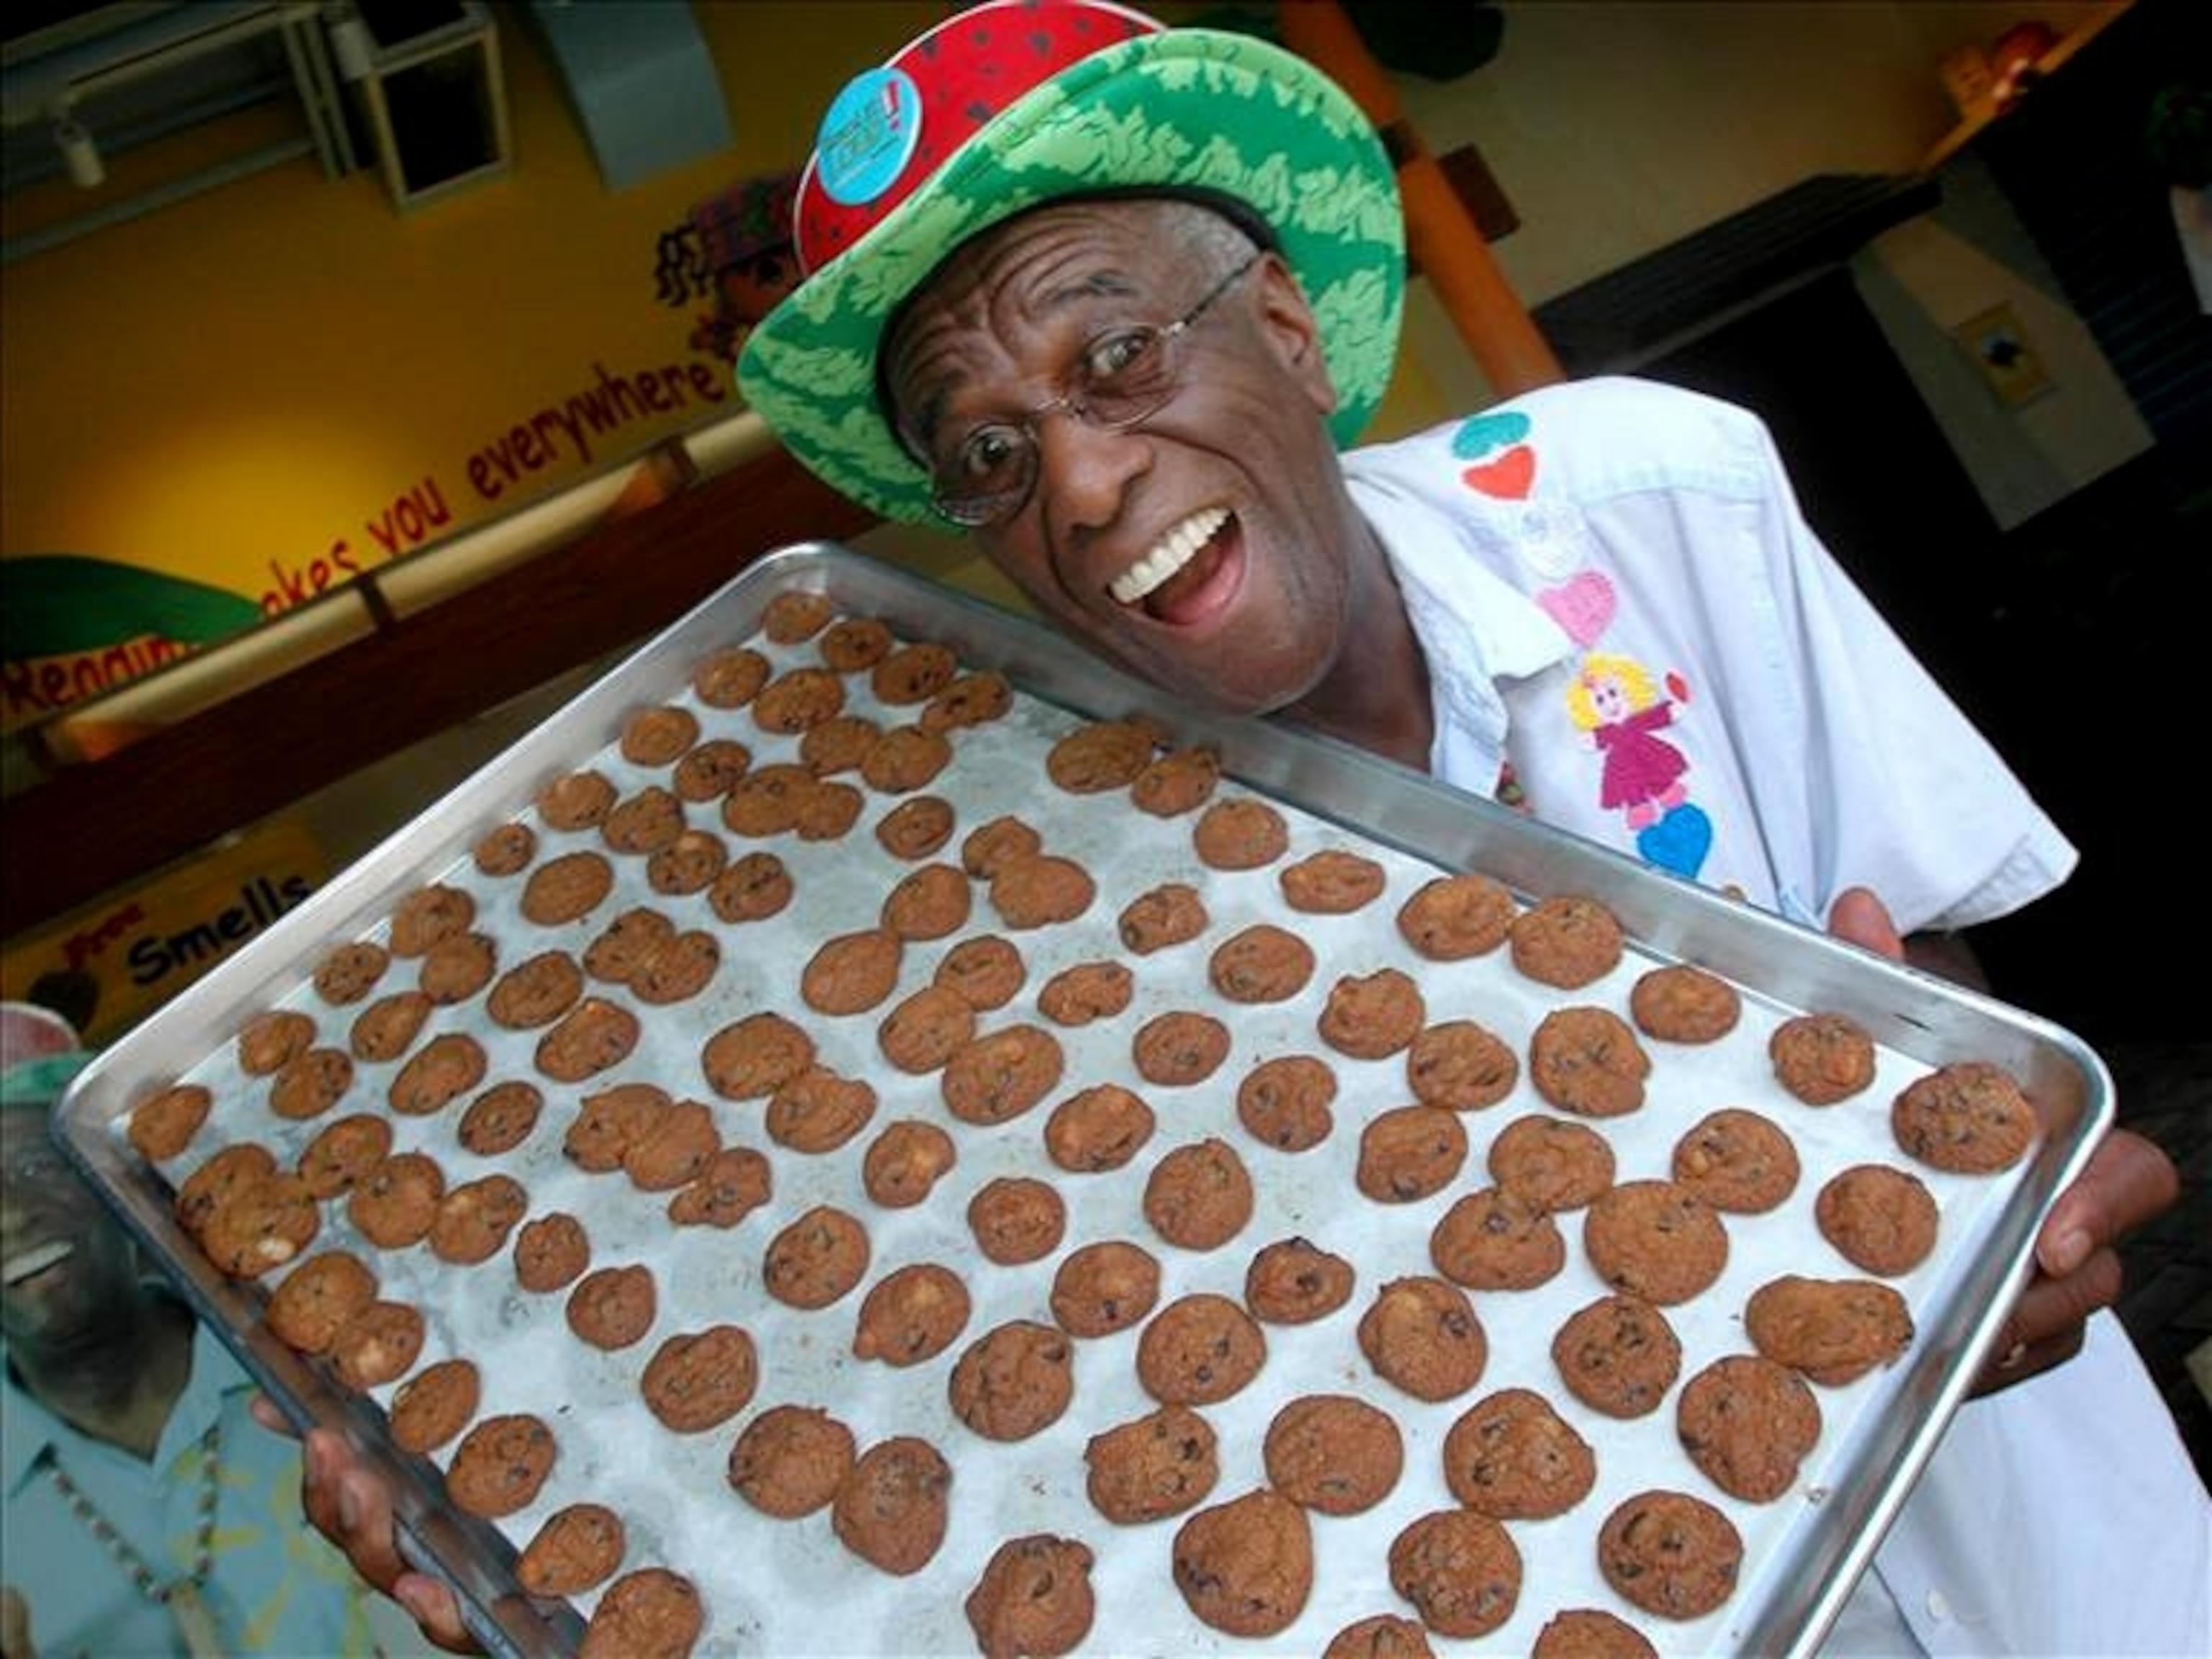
[737,0,1405,527]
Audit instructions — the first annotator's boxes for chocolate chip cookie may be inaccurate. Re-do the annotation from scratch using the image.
[1137,1293,1267,1406]
[1486,1114,1616,1212]
[1263,1394,1403,1515]
[641,1323,758,1432]
[1429,1185,1565,1291]
[1551,1292,1683,1419]
[1768,1011,1876,1105]
[1675,1352,1823,1503]
[1084,1404,1220,1524]
[1629,962,1742,1044]
[1143,1137,1254,1250]
[1596,1489,1742,1620]
[1207,924,1316,1004]
[762,1205,871,1310]
[1508,893,1624,989]
[1581,1179,1729,1306]
[1243,1236,1356,1325]
[1441,1386,1597,1520]
[727,1403,855,1518]
[1889,1061,2037,1174]
[1669,1107,1801,1214]
[1172,1489,1313,1637]
[1192,797,1289,871]
[964,1534,1096,1659]
[1388,1508,1521,1639]
[830,1437,953,1575]
[966,1177,1066,1267]
[853,1263,972,1367]
[948,1319,1075,1442]
[1281,848,1388,915]
[1356,1106,1470,1203]
[1396,872,1516,959]
[1529,1006,1650,1118]
[1044,1083,1156,1173]
[1744,1274,1913,1385]
[1815,1163,1939,1276]
[1050,1240,1162,1339]
[1357,1276,1488,1403]
[1234,1055,1337,1152]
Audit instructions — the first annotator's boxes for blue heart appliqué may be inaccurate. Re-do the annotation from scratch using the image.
[1637,804,1712,879]
[1451,410,1532,461]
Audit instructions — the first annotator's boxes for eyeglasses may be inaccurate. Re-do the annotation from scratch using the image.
[920,251,1264,529]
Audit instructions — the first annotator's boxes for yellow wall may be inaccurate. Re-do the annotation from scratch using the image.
[0,4,951,730]
[1,1,2132,737]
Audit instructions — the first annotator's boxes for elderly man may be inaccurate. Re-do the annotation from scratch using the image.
[314,3,2205,1654]
[1,1005,372,1658]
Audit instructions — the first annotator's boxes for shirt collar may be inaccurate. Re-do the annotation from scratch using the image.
[1344,467,1573,767]
[1,1313,237,1492]
[1,1350,52,1493]
[159,1322,235,1462]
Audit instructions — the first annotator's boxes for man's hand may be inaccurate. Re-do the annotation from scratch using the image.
[1826,886,2181,1397]
[1978,1128,2177,1390]
[251,1397,480,1653]
[3,1584,34,1659]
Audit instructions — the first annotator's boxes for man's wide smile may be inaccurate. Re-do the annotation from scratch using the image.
[1107,505,1237,624]
[2,1236,76,1288]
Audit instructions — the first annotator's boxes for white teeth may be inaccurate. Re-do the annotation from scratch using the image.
[1109,507,1230,605]
[3,1240,73,1285]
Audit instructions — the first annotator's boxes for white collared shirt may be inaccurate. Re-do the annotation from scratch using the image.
[1342,377,2211,1656]
[1,1320,372,1657]
[1344,375,2074,935]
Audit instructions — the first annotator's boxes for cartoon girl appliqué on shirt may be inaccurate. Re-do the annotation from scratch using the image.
[1571,653,1686,827]
[1566,652,1712,878]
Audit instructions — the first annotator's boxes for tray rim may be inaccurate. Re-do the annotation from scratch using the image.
[55,538,2114,1658]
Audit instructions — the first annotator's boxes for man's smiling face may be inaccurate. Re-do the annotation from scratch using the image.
[1,1107,135,1349]
[882,199,1367,717]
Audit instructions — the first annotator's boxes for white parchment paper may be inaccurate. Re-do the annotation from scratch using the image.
[150,618,2032,1658]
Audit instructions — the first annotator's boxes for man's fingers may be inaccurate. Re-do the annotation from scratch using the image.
[299,1428,347,1547]
[1973,1318,2087,1397]
[2,1583,34,1659]
[1826,886,1905,961]
[302,1431,486,1654]
[2018,1246,2126,1345]
[338,1464,406,1588]
[250,1392,296,1439]
[2038,1128,2181,1276]
[395,1574,480,1655]
[1969,1245,2121,1398]
[304,1429,405,1590]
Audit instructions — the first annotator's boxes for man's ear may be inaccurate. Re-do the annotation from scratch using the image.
[1252,256,1339,418]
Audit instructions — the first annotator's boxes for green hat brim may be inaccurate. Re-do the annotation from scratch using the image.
[737,29,1405,528]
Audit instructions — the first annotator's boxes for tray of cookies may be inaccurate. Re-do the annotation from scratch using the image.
[54,539,2110,1658]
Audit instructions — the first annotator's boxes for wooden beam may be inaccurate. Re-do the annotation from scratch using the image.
[1277,0,1563,395]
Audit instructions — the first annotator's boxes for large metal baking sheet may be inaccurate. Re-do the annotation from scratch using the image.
[54,539,2110,1658]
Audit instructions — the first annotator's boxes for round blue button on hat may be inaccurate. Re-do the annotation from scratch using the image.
[815,66,923,207]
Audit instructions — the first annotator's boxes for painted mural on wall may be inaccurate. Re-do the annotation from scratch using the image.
[656,170,803,366]
[1,559,264,716]
[1,353,732,739]
[1,169,807,744]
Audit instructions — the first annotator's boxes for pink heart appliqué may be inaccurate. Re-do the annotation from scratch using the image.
[1537,570,1616,647]
[1460,444,1535,499]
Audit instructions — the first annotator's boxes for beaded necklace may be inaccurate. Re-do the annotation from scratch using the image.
[37,1418,225,1659]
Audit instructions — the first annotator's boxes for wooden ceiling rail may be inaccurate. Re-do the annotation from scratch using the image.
[4,443,874,939]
